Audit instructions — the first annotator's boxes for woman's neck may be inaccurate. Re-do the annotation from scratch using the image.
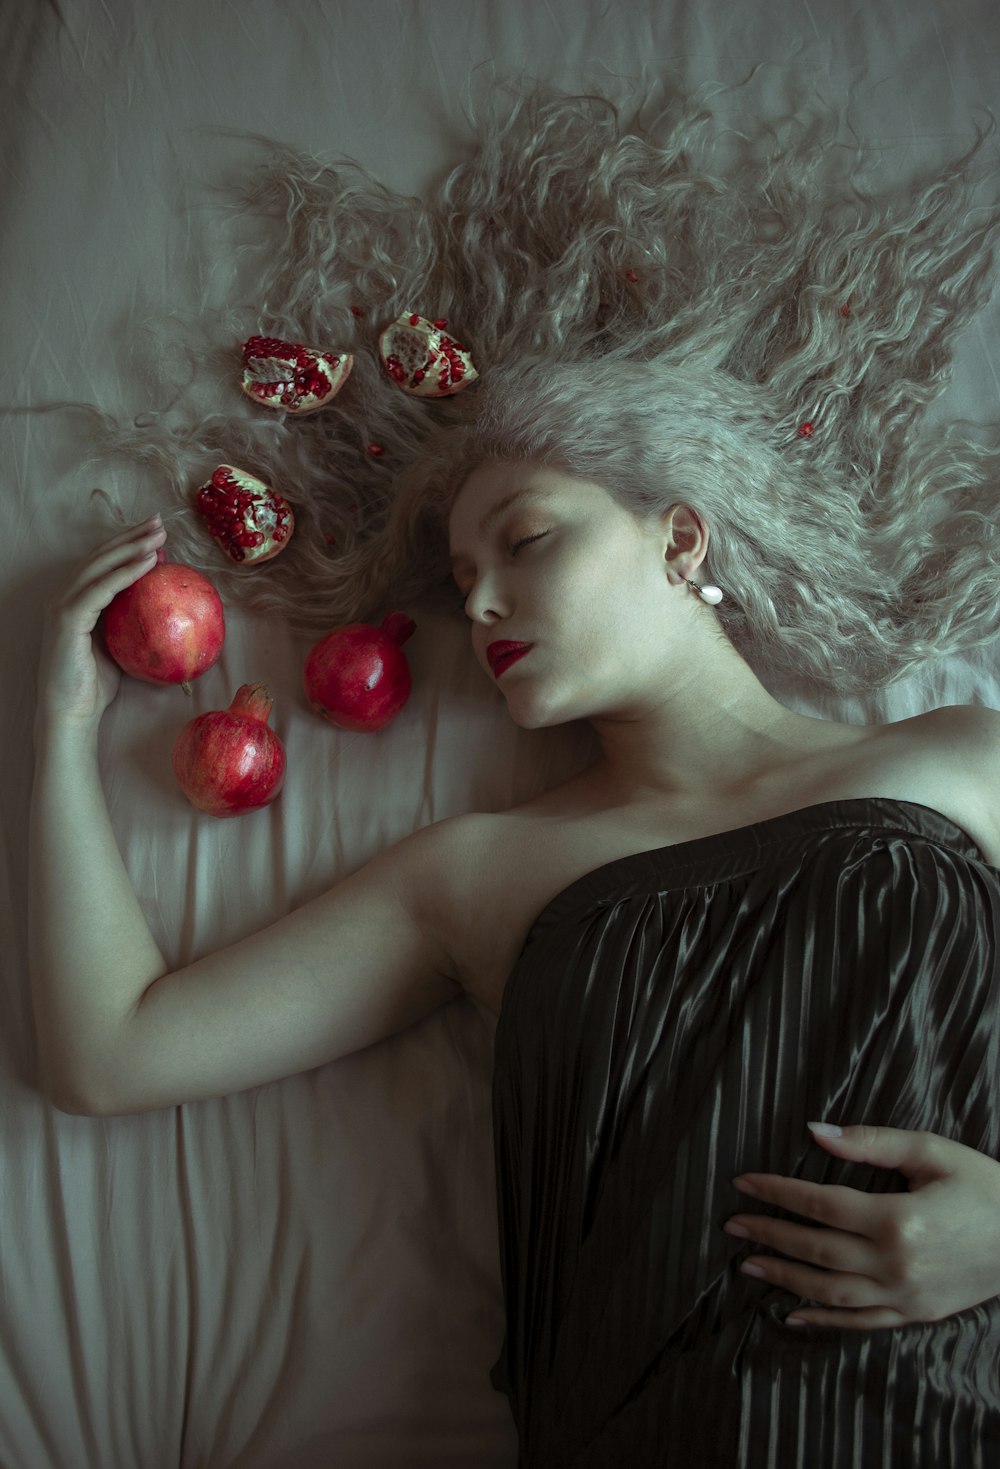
[582,652,864,810]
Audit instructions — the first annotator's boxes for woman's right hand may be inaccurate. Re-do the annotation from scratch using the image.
[35,514,168,739]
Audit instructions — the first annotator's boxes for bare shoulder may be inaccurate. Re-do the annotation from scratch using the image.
[896,703,1000,861]
[396,809,504,950]
[903,702,1000,764]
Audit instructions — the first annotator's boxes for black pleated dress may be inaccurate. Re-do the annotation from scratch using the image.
[489,798,1000,1467]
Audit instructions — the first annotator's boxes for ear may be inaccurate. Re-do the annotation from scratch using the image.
[660,503,710,574]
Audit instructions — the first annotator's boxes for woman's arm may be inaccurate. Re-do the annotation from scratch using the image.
[30,515,463,1116]
[30,514,171,1107]
[29,719,172,1109]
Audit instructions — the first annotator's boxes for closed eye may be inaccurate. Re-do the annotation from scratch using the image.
[452,532,548,601]
[509,532,548,555]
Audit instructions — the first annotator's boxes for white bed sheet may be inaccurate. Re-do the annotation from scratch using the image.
[3,2,999,1466]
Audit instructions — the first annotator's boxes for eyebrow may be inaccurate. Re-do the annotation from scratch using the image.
[448,488,552,567]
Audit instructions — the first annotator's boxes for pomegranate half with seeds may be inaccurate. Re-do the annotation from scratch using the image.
[240,334,353,414]
[304,612,417,732]
[378,312,478,397]
[195,465,295,565]
[101,549,225,690]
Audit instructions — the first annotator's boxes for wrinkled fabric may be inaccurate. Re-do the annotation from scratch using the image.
[490,798,1000,1467]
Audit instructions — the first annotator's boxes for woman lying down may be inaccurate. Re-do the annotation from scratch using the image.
[28,80,1000,1466]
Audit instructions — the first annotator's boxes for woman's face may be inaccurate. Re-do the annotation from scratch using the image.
[446,460,703,730]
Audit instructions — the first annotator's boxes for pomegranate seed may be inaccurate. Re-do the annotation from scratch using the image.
[798,421,814,438]
[368,443,384,455]
[625,270,639,282]
[351,306,365,317]
[409,314,421,326]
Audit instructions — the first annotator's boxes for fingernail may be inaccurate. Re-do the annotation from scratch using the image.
[785,1315,807,1328]
[741,1262,767,1279]
[723,1220,750,1238]
[732,1177,759,1196]
[808,1121,843,1138]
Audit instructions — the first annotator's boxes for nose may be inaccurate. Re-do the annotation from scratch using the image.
[462,573,508,622]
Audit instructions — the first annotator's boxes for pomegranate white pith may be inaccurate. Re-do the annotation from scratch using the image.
[240,334,353,414]
[195,465,295,565]
[378,313,478,397]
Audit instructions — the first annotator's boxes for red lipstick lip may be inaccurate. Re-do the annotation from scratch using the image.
[487,642,532,677]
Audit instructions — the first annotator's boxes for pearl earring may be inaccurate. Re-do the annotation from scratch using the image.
[683,577,724,605]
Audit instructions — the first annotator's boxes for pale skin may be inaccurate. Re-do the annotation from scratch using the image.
[36,474,1000,1337]
[449,460,1000,1333]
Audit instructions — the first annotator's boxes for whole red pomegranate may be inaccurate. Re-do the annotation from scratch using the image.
[304,612,416,731]
[102,549,225,691]
[172,683,286,817]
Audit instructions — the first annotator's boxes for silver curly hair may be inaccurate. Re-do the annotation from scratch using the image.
[63,74,1000,694]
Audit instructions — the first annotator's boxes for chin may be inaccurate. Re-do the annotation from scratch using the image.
[499,685,584,732]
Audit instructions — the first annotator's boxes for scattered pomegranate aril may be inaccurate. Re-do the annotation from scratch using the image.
[195,464,295,565]
[240,334,353,415]
[304,612,416,732]
[101,549,225,693]
[377,313,478,398]
[172,683,286,818]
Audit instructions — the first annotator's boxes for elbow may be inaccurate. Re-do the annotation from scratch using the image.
[41,1062,114,1117]
[47,1085,105,1117]
[45,1072,166,1118]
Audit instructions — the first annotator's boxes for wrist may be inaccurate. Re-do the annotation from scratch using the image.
[33,712,102,760]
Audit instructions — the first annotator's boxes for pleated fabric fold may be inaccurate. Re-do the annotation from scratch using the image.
[490,799,1000,1467]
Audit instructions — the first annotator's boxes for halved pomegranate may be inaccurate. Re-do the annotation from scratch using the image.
[378,313,478,397]
[240,334,353,414]
[195,464,295,565]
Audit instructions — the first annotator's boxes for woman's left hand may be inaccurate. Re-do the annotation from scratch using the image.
[724,1123,1000,1328]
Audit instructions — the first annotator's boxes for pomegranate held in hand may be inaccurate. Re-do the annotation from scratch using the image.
[102,549,225,691]
[304,613,416,732]
[378,313,478,397]
[172,683,286,817]
[195,464,295,565]
[240,334,353,414]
